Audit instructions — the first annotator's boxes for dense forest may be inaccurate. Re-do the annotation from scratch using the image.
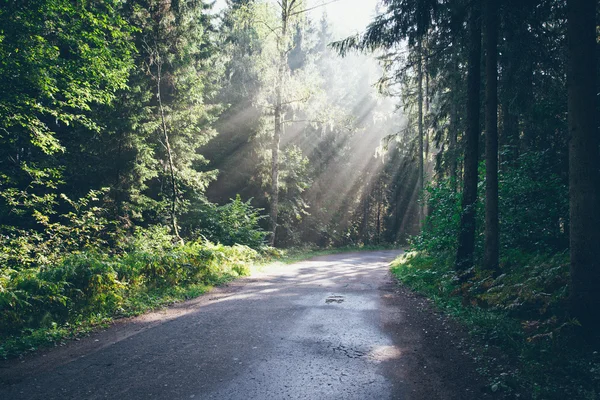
[332,0,598,397]
[0,0,599,398]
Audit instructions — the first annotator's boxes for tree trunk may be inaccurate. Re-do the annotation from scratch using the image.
[567,0,600,337]
[157,56,183,244]
[483,0,499,272]
[455,1,482,274]
[449,59,459,191]
[270,1,289,246]
[417,41,424,229]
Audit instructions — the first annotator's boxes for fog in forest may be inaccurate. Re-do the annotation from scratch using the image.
[205,0,419,247]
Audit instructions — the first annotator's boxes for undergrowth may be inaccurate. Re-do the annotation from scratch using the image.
[390,157,600,399]
[392,251,600,399]
[0,240,263,359]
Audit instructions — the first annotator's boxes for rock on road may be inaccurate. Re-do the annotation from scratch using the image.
[0,250,496,400]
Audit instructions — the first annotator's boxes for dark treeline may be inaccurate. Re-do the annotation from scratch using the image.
[333,0,599,397]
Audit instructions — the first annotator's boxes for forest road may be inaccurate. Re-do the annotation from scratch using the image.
[0,250,498,400]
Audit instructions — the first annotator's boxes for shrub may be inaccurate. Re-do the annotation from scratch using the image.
[41,254,125,316]
[414,151,568,261]
[0,235,262,356]
[182,195,267,249]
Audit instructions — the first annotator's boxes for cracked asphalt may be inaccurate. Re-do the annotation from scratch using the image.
[0,250,499,399]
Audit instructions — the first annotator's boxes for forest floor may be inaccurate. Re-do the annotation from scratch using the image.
[0,250,505,399]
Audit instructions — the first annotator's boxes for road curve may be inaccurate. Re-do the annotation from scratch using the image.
[0,250,495,400]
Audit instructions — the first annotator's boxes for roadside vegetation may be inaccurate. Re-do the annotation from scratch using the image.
[0,193,391,360]
[0,195,270,359]
[391,168,599,399]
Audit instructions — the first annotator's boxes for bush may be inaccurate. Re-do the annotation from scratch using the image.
[414,151,568,260]
[414,178,462,260]
[0,234,262,357]
[0,189,114,270]
[0,268,69,336]
[183,195,267,249]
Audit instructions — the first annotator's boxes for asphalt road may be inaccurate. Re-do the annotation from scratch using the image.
[0,250,496,400]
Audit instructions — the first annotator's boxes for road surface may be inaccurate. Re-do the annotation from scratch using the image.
[0,250,496,399]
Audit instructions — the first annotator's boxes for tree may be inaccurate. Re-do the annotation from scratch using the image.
[455,1,481,274]
[417,41,425,227]
[270,0,307,246]
[119,0,221,238]
[0,0,133,228]
[567,0,600,336]
[483,0,499,272]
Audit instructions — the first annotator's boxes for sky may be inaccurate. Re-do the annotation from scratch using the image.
[305,0,380,38]
[212,0,381,39]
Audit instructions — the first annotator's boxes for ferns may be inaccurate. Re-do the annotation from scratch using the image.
[0,234,263,358]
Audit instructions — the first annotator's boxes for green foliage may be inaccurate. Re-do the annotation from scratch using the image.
[272,146,312,247]
[392,250,599,399]
[0,189,113,269]
[185,195,267,249]
[214,196,267,248]
[414,151,568,263]
[394,151,588,399]
[98,0,224,227]
[0,233,261,359]
[413,178,462,259]
[499,151,568,252]
[0,0,134,155]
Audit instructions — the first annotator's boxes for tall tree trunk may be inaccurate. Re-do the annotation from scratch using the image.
[449,59,459,191]
[455,1,482,274]
[362,182,370,244]
[270,1,289,246]
[567,0,600,337]
[483,0,499,272]
[156,54,183,244]
[417,40,424,229]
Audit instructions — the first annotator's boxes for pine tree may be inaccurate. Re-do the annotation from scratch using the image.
[567,0,600,338]
[483,0,499,272]
[455,0,482,275]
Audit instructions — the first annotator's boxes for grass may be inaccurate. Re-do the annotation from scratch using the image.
[390,251,600,399]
